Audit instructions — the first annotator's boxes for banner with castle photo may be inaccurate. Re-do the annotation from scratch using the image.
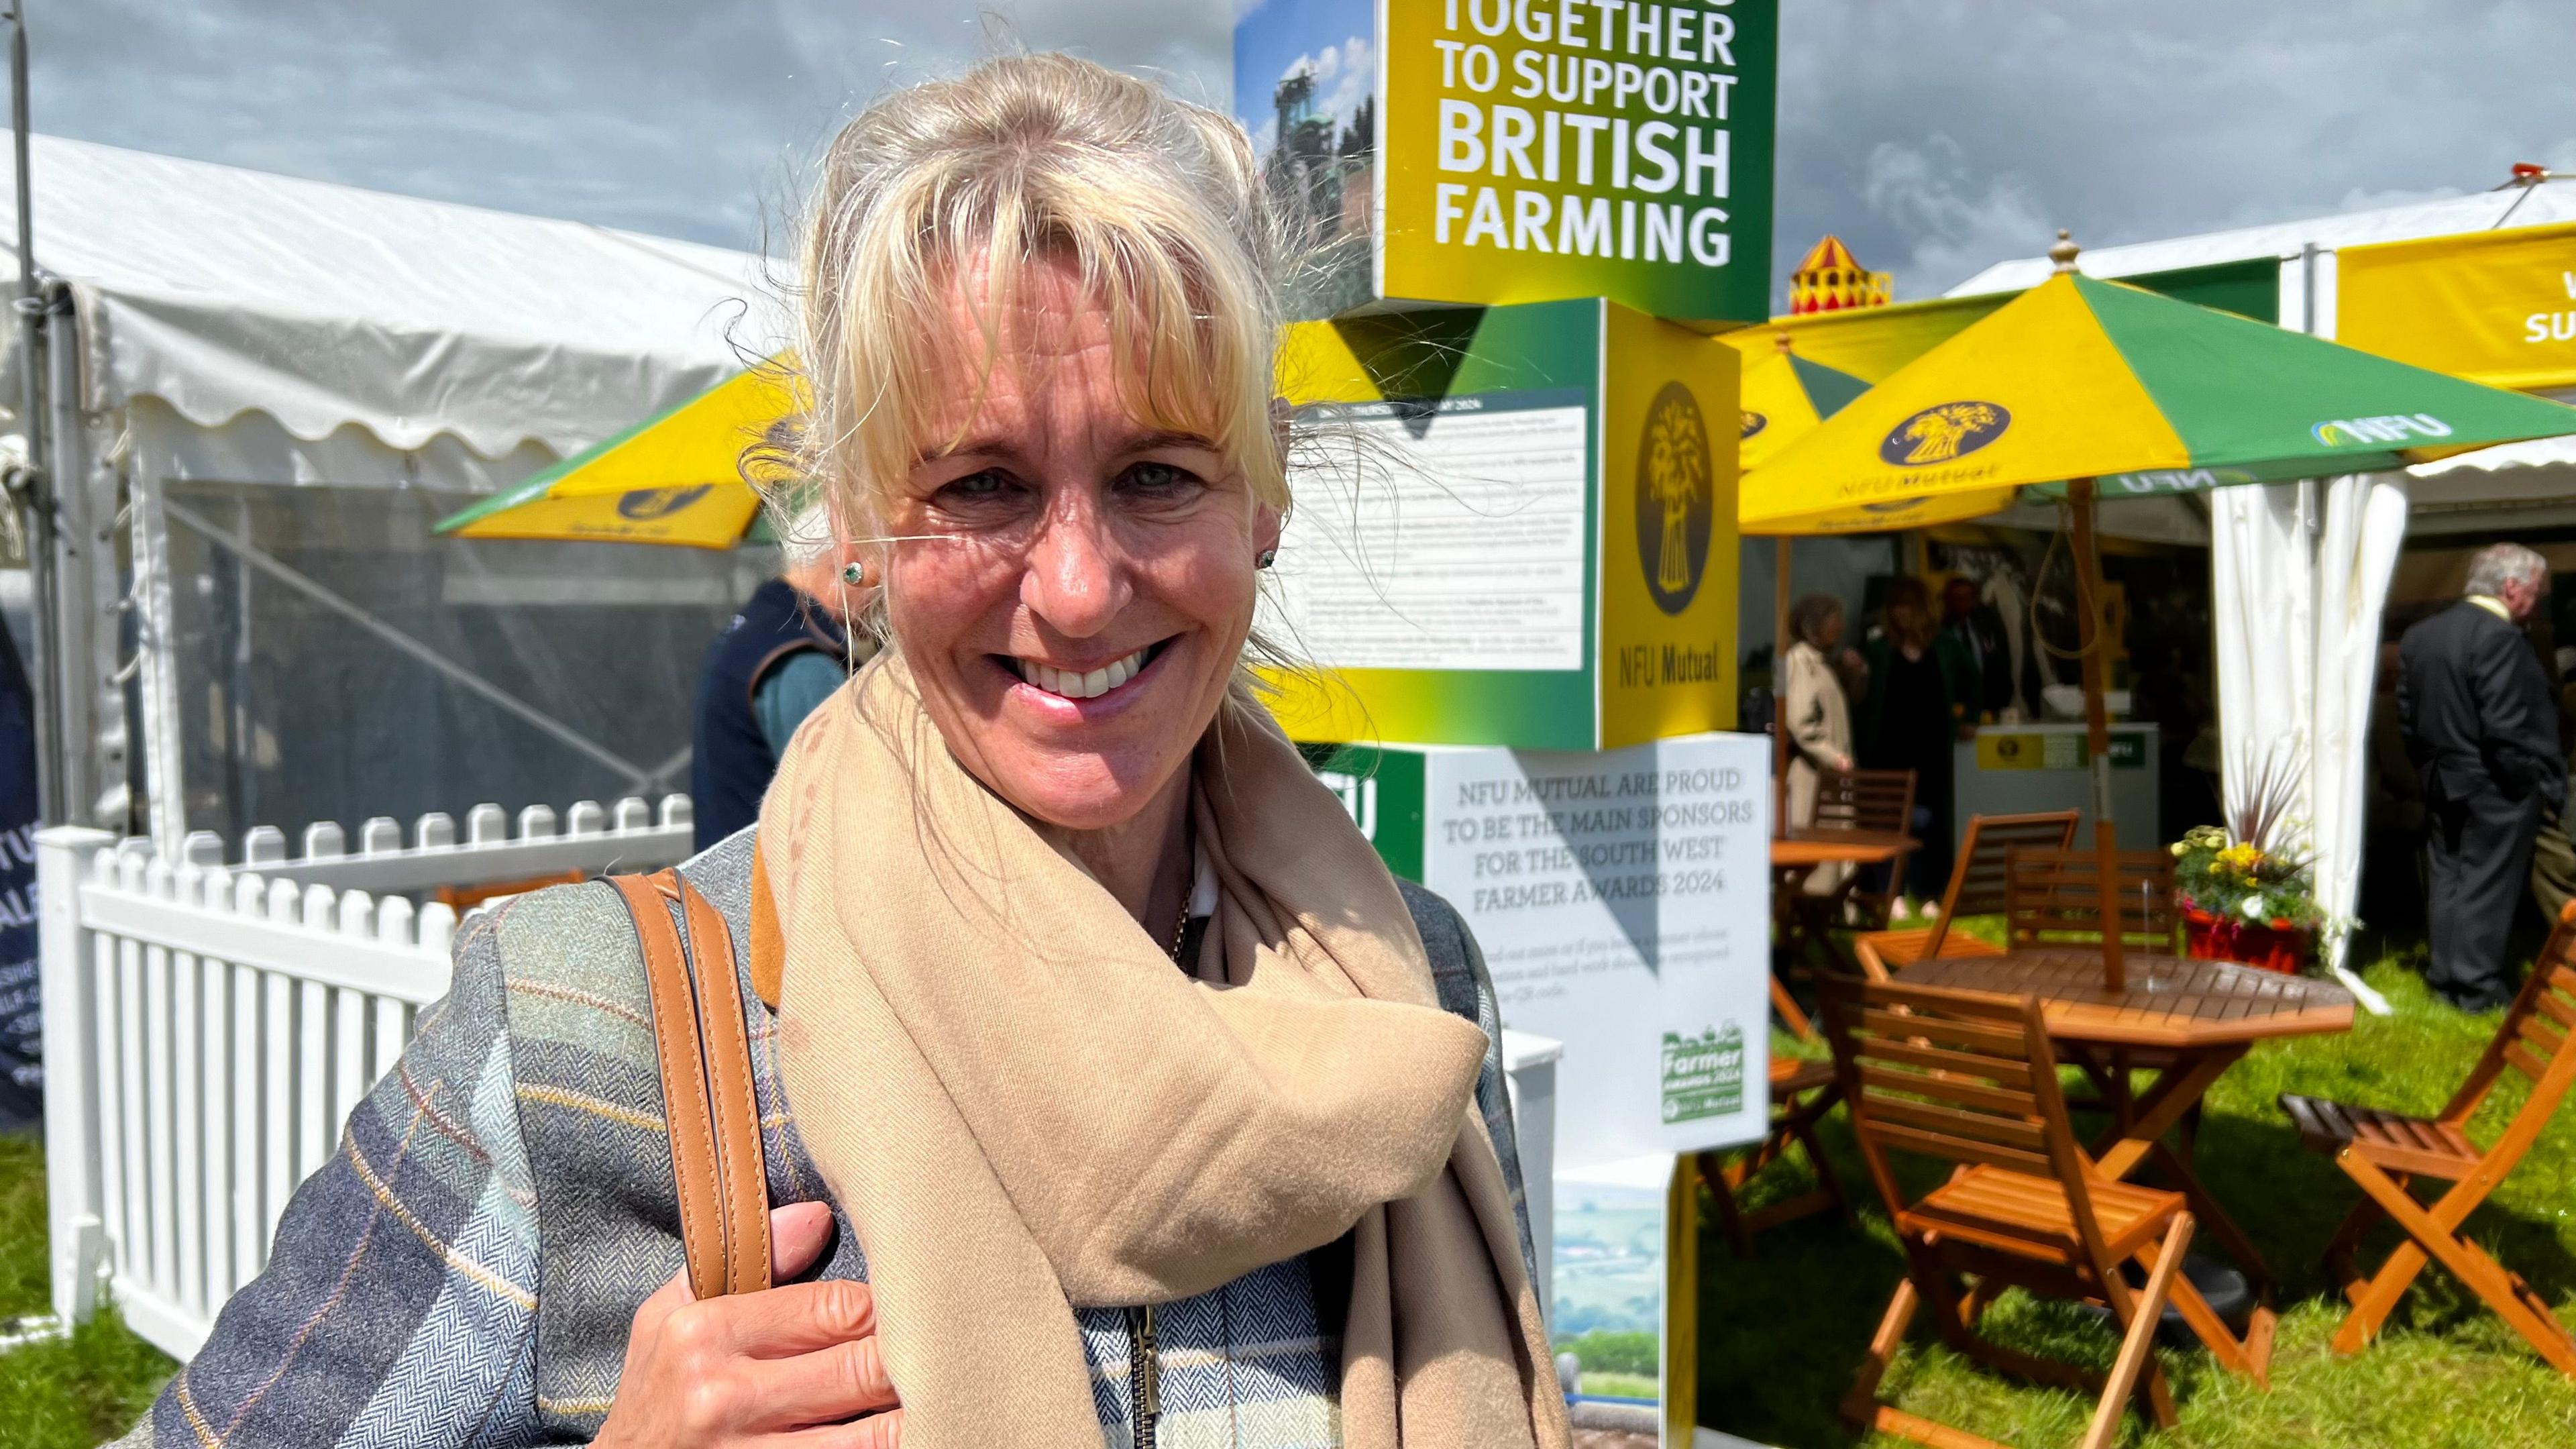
[1233,0,1778,324]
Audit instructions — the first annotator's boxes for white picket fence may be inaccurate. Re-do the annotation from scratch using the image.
[36,796,694,1357]
[33,792,1565,1370]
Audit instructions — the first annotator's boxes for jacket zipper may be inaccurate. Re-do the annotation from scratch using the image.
[1125,1304,1161,1449]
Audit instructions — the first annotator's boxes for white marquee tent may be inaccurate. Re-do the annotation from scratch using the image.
[1953,174,2576,994]
[0,135,788,848]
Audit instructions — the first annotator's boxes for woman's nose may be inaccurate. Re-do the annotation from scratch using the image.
[1020,510,1130,639]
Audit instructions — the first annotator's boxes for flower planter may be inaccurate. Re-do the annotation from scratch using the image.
[2182,907,2312,974]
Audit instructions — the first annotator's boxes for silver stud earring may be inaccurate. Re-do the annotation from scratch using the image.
[841,560,866,586]
[1256,548,1277,570]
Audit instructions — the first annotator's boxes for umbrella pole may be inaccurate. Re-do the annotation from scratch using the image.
[2068,479,2125,991]
[1774,534,1791,839]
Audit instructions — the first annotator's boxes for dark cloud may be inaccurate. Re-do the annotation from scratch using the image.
[21,1,2575,303]
[1778,0,2576,300]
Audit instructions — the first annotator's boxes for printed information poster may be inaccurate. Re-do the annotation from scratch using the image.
[1265,392,1592,672]
[1415,731,1770,1167]
[1316,731,1768,1443]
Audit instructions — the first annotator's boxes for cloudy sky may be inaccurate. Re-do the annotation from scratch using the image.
[25,0,2576,306]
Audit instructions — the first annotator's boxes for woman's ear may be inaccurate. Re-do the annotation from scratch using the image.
[1255,504,1283,557]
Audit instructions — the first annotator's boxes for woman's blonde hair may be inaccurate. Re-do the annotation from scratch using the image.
[781,53,1289,542]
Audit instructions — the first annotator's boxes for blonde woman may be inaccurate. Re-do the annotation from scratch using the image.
[113,55,1564,1449]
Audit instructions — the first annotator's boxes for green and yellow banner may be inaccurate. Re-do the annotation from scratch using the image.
[2338,221,2576,393]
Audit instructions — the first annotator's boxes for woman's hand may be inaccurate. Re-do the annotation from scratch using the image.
[595,1201,902,1448]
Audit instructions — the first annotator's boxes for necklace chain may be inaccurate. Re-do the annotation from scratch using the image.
[1167,894,1192,965]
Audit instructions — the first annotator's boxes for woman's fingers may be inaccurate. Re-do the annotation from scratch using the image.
[747,1330,901,1428]
[726,1277,881,1358]
[770,1200,838,1281]
[628,1265,695,1334]
[786,1408,904,1449]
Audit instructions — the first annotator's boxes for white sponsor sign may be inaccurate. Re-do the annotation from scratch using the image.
[1416,731,1770,1168]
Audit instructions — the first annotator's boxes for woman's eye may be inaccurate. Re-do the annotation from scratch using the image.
[1119,460,1202,496]
[933,470,1019,508]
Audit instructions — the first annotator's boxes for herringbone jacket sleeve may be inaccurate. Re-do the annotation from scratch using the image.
[114,909,545,1448]
[1399,879,1542,1295]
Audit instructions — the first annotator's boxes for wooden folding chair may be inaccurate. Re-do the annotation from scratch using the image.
[2003,847,2183,953]
[1808,767,1919,930]
[2279,906,2576,1376]
[1700,1056,1852,1256]
[1821,976,2237,1449]
[1854,811,2080,981]
[2004,846,2194,1143]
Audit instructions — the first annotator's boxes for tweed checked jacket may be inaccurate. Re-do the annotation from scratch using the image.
[117,829,1538,1448]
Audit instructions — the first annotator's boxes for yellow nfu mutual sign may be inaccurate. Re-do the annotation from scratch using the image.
[2337,221,2576,393]
[1232,0,1778,324]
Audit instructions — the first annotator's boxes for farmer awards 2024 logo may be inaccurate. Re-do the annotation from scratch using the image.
[1636,380,1713,614]
[1660,1022,1745,1124]
[1880,400,2012,466]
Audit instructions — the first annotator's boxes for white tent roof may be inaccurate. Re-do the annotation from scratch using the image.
[1949,177,2576,296]
[0,134,773,462]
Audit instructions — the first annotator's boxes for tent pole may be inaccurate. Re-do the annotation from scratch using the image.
[2068,478,2124,991]
[1774,533,1791,839]
[4,3,58,826]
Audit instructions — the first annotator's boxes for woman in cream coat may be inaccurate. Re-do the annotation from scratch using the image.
[1782,594,1856,894]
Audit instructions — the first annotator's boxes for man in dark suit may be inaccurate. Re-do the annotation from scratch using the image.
[2399,543,2564,1011]
[1942,576,2015,721]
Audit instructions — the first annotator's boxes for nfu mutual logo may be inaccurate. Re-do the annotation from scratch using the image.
[2312,413,2453,447]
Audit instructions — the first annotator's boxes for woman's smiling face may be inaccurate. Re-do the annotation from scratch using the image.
[876,256,1279,831]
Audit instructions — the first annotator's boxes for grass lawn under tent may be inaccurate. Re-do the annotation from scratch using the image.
[3,945,2574,1448]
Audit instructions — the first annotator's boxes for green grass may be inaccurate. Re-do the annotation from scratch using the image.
[12,942,2576,1446]
[0,1132,172,1449]
[1706,949,2576,1447]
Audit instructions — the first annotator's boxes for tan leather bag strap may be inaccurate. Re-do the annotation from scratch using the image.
[610,870,774,1299]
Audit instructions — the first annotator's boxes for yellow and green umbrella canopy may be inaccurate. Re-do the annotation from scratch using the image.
[436,363,802,549]
[1741,269,2576,533]
[1734,333,2012,535]
[1736,333,1869,473]
[1739,259,2576,987]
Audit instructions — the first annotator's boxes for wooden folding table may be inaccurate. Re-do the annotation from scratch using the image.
[1770,830,1915,1040]
[1902,947,2355,1375]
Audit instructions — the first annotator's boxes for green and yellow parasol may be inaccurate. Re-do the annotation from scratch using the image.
[1741,257,2576,535]
[1744,235,2576,985]
[435,363,802,548]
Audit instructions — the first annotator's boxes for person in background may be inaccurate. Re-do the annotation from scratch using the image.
[1782,594,1858,896]
[1860,576,1981,912]
[690,505,873,849]
[2528,645,2576,924]
[1941,574,2014,723]
[0,605,39,1132]
[2399,542,2563,1012]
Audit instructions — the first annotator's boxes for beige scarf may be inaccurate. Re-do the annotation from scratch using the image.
[763,659,1568,1448]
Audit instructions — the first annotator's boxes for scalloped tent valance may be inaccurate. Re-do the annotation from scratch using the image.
[0,133,776,468]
